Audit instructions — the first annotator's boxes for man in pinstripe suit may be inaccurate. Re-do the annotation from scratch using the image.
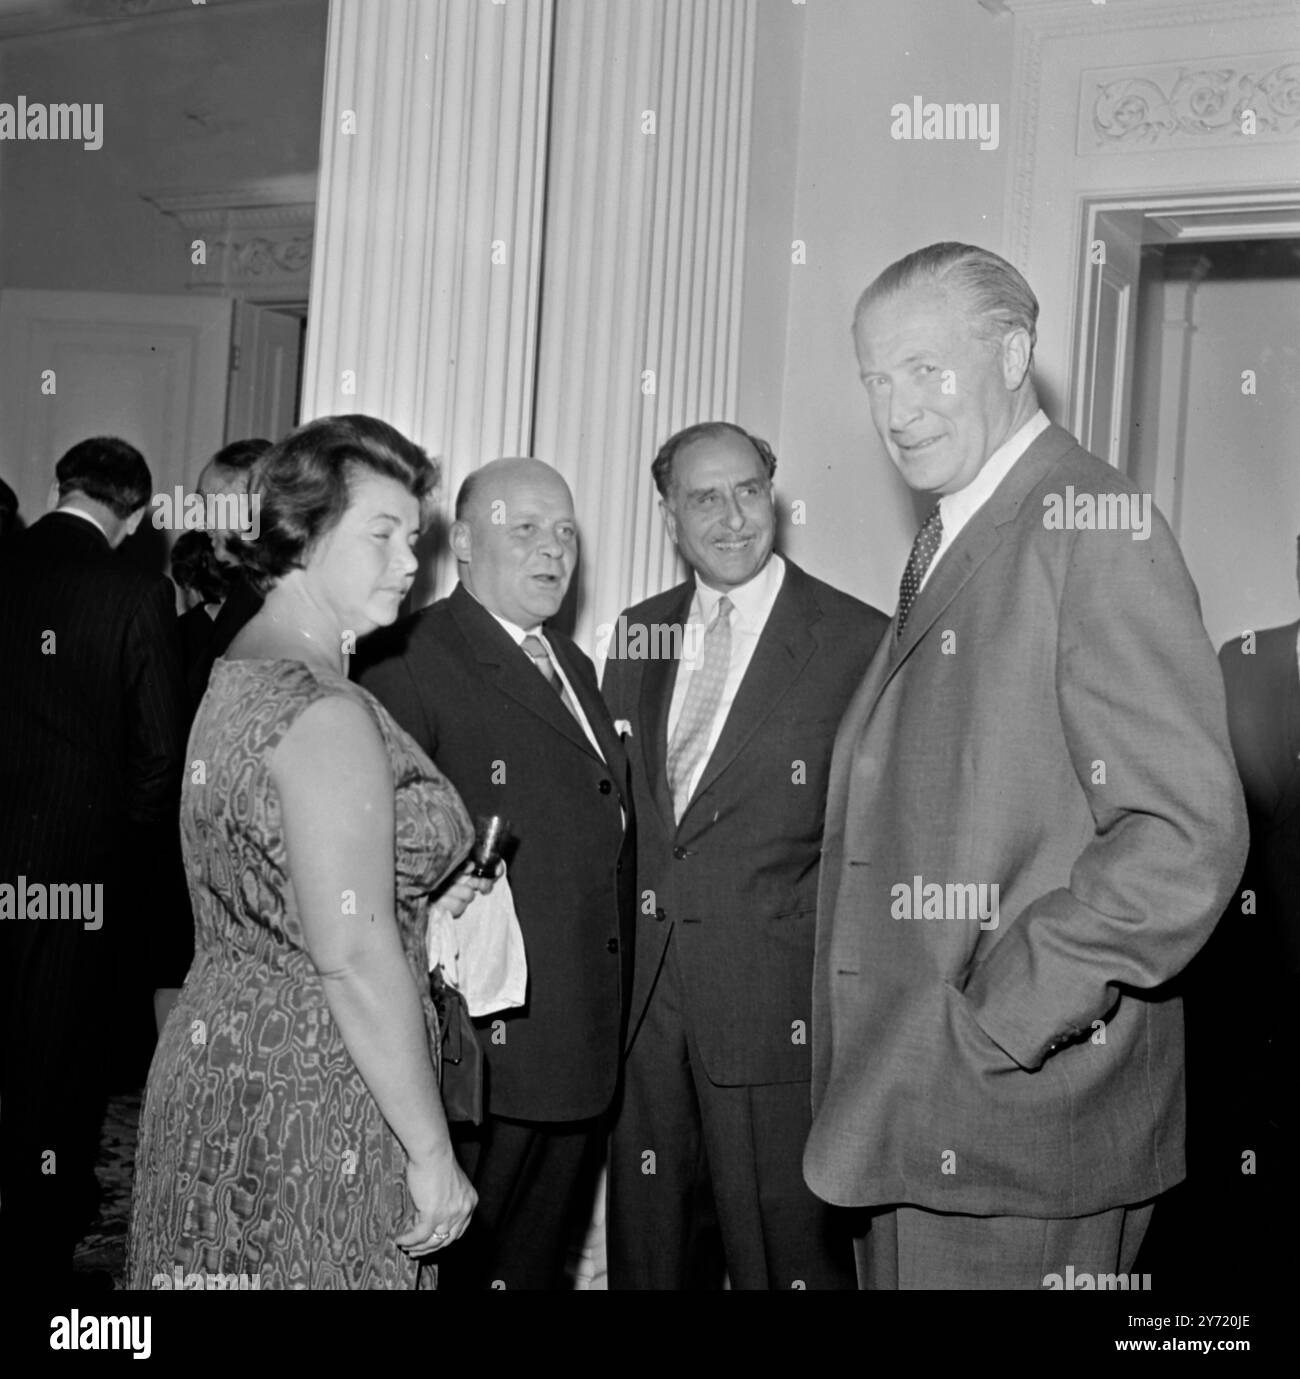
[0,437,187,1286]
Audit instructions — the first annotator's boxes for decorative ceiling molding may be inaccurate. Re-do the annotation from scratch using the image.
[141,175,316,302]
[1081,53,1300,152]
[1005,0,1300,268]
[0,0,314,44]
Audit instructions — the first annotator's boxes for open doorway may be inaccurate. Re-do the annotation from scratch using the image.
[1073,193,1300,650]
[1129,238,1300,649]
[225,299,308,445]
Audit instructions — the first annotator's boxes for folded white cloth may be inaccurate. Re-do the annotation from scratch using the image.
[426,872,527,1017]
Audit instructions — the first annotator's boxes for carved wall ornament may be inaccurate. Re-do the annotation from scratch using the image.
[141,176,316,302]
[1083,57,1300,153]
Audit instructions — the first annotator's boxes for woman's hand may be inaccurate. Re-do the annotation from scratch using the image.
[435,860,503,920]
[397,1144,477,1256]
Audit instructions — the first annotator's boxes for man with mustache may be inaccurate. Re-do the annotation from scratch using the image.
[806,242,1248,1288]
[604,422,887,1289]
[358,458,635,1289]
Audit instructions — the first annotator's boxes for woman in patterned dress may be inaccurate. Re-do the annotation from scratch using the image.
[128,415,484,1289]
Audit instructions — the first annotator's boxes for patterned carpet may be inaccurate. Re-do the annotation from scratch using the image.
[71,1089,139,1288]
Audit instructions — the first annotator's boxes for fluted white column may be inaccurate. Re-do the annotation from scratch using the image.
[533,0,757,657]
[302,0,553,601]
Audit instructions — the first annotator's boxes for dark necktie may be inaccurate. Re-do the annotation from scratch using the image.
[896,503,943,635]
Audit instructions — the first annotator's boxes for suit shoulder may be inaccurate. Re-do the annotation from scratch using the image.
[1045,438,1139,494]
[1221,620,1299,665]
[358,597,454,668]
[615,581,691,627]
[799,569,887,632]
[75,555,175,614]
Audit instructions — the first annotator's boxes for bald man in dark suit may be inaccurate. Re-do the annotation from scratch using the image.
[358,458,635,1290]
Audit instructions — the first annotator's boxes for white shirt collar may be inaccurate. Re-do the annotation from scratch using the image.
[938,408,1049,529]
[690,551,785,629]
[57,505,110,541]
[462,582,541,648]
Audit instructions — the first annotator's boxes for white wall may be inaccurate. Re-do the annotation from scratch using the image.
[1177,275,1300,648]
[772,0,1014,614]
[0,0,327,295]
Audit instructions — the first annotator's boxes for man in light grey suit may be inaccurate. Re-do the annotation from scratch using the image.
[805,242,1249,1289]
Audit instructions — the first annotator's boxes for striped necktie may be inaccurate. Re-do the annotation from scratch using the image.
[666,596,733,822]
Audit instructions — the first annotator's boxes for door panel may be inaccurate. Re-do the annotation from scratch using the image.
[225,300,303,443]
[0,289,233,531]
[1073,209,1143,471]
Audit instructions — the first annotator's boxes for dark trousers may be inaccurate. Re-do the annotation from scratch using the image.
[0,916,109,1287]
[436,1111,604,1290]
[607,935,857,1290]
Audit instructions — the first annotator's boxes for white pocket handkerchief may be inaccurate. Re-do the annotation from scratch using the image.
[426,873,528,1017]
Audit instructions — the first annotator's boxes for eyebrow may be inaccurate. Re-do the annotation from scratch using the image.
[860,349,937,374]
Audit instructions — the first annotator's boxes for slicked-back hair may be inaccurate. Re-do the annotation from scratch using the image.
[207,437,272,482]
[54,436,152,519]
[854,242,1039,357]
[651,421,778,500]
[230,414,437,595]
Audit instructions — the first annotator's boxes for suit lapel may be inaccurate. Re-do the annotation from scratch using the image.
[449,585,600,762]
[639,587,691,831]
[550,634,630,790]
[683,565,818,825]
[863,424,1078,722]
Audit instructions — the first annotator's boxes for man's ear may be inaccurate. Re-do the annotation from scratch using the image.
[1001,326,1033,391]
[449,519,472,564]
[659,496,678,548]
[124,506,147,537]
[46,481,60,513]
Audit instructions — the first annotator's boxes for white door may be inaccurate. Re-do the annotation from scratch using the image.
[225,300,303,444]
[0,289,233,531]
[1072,208,1144,473]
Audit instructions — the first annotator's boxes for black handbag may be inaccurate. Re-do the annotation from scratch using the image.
[430,964,484,1124]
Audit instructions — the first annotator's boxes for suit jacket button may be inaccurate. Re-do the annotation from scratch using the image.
[607,938,619,953]
[598,779,612,793]
[673,845,687,860]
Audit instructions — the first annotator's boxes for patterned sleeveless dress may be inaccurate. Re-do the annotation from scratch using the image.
[127,659,473,1289]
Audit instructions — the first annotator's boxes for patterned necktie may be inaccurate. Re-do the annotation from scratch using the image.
[666,596,734,822]
[522,634,581,723]
[896,503,943,635]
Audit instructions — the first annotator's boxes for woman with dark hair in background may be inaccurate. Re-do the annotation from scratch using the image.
[152,441,276,1027]
[149,529,239,1026]
[171,530,233,695]
[178,437,274,709]
[128,414,485,1289]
